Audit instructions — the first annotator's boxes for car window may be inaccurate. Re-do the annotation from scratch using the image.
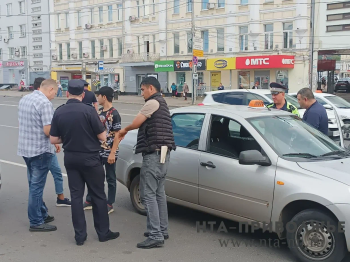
[285,95,301,109]
[315,97,327,105]
[212,93,225,103]
[207,115,261,159]
[171,113,205,150]
[246,93,270,105]
[325,96,350,109]
[222,92,244,105]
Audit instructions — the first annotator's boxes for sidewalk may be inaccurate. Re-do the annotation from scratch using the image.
[0,90,203,107]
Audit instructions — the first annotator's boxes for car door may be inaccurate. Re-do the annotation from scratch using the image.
[222,92,245,105]
[165,112,206,204]
[198,114,276,222]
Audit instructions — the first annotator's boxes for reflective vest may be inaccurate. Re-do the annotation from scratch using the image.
[266,101,300,117]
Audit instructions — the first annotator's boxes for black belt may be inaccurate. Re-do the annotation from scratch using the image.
[142,150,161,157]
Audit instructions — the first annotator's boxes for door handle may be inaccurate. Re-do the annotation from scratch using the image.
[200,161,216,168]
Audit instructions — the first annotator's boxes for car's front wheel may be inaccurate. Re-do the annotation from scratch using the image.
[286,209,347,262]
[130,174,146,216]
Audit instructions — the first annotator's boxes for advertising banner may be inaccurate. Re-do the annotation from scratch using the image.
[236,55,295,69]
[154,60,174,72]
[174,59,206,71]
[207,57,236,70]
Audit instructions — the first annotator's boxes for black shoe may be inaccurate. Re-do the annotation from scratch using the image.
[29,223,57,232]
[99,231,120,242]
[144,232,169,240]
[76,236,87,246]
[44,215,55,223]
[137,238,164,249]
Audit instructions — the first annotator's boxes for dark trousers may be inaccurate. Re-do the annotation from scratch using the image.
[86,159,117,205]
[64,151,110,242]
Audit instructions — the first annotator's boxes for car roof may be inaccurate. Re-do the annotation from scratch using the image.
[205,89,271,96]
[289,92,335,98]
[171,104,293,118]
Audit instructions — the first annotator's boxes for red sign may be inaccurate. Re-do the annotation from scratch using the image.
[5,61,25,67]
[236,55,295,69]
[72,74,82,79]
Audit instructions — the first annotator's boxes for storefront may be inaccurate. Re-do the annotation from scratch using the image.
[235,55,295,90]
[2,60,28,86]
[207,58,236,90]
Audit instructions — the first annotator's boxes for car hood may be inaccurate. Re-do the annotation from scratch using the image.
[297,157,350,186]
[336,108,350,120]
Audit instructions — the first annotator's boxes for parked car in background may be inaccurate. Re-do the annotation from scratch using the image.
[116,104,350,262]
[200,89,342,145]
[335,78,350,93]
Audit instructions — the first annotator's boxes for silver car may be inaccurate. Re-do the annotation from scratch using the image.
[116,104,350,262]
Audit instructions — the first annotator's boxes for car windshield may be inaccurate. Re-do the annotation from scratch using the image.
[265,94,301,109]
[248,115,346,159]
[325,96,350,109]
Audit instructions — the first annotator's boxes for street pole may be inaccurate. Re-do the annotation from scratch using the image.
[191,0,196,105]
[309,0,316,90]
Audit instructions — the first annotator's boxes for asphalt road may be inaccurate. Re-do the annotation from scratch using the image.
[0,96,349,262]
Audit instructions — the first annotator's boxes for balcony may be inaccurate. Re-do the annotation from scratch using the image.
[121,52,160,64]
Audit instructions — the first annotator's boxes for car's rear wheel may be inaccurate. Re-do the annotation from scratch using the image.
[130,174,146,216]
[286,209,347,262]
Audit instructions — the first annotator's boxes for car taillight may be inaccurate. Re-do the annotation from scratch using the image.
[198,103,204,106]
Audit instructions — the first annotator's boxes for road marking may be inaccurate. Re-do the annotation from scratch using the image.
[0,125,18,129]
[0,103,18,107]
[0,159,67,177]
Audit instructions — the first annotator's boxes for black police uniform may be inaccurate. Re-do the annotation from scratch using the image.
[50,79,117,244]
[81,80,97,106]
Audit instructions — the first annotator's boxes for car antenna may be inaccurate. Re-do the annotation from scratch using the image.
[245,87,271,111]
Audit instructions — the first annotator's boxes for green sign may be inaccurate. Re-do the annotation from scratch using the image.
[154,60,174,72]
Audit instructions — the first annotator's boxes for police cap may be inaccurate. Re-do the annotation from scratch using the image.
[68,79,84,95]
[80,79,89,86]
[270,82,287,94]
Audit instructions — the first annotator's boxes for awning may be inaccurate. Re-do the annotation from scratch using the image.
[119,62,154,67]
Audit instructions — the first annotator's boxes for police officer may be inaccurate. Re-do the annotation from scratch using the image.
[49,79,119,246]
[266,82,299,117]
[81,80,98,111]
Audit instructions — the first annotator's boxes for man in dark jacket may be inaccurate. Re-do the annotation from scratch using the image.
[117,77,176,249]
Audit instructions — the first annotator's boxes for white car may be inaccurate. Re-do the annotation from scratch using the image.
[200,89,342,145]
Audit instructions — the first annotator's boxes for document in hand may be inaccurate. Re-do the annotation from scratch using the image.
[160,146,167,164]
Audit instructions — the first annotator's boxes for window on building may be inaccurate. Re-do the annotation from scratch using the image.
[91,40,95,58]
[118,38,122,56]
[108,5,113,22]
[99,7,103,23]
[79,41,82,59]
[217,28,224,52]
[137,1,140,17]
[20,46,27,57]
[8,27,13,39]
[57,14,60,29]
[187,0,192,12]
[77,11,82,26]
[327,2,350,10]
[327,13,350,21]
[7,4,12,16]
[264,24,273,50]
[20,25,26,37]
[90,8,94,24]
[239,26,248,51]
[0,49,2,60]
[59,44,63,60]
[137,36,140,53]
[218,0,225,8]
[65,13,69,28]
[9,47,14,59]
[326,25,350,32]
[174,0,180,14]
[241,0,248,5]
[67,43,70,59]
[201,30,209,52]
[174,33,180,54]
[152,0,156,15]
[143,0,147,16]
[109,39,113,57]
[118,4,122,21]
[100,39,104,58]
[202,0,209,10]
[187,32,192,53]
[19,1,25,14]
[283,22,293,49]
[153,35,156,53]
[238,71,250,89]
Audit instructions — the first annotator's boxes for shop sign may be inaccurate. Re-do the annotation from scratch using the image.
[3,60,26,68]
[236,55,295,69]
[174,59,206,71]
[207,57,236,70]
[94,68,115,73]
[154,60,174,72]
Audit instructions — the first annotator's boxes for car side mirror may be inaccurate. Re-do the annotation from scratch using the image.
[324,104,333,110]
[239,150,271,166]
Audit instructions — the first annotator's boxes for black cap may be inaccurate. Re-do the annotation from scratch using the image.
[68,79,84,95]
[80,79,89,86]
[269,82,287,92]
[95,86,114,98]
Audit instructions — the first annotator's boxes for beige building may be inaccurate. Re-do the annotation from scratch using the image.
[51,0,312,94]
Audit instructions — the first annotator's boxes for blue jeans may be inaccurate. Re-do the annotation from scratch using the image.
[23,153,53,227]
[50,154,64,195]
[57,89,62,97]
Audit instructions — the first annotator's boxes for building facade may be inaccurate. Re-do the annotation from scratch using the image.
[0,0,51,87]
[51,0,311,94]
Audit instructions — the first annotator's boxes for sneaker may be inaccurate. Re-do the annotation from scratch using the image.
[107,204,114,214]
[44,215,55,224]
[83,201,92,210]
[137,238,164,249]
[144,232,169,240]
[29,223,57,232]
[56,198,71,207]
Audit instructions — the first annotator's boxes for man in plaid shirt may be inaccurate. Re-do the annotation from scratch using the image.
[17,79,58,232]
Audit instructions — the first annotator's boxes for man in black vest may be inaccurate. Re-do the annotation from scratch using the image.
[117,77,176,249]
